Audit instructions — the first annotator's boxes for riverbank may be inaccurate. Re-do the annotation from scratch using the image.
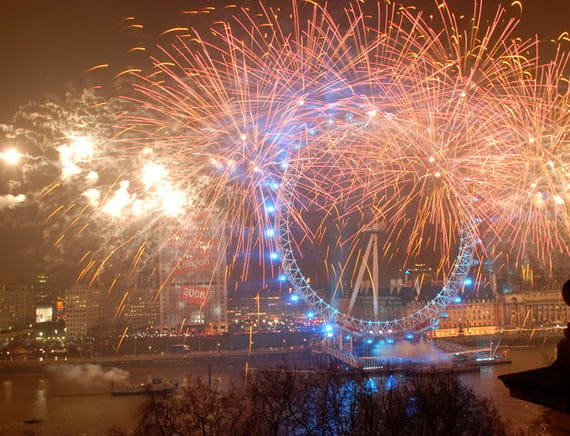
[0,345,552,435]
[437,331,561,347]
[2,330,561,372]
[0,346,313,373]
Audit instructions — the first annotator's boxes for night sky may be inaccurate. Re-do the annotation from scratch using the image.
[0,0,568,285]
[1,0,568,121]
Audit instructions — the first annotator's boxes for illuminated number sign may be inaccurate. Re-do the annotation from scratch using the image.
[179,285,209,304]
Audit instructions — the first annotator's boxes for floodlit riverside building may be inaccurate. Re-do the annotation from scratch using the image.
[331,282,570,338]
[416,290,570,338]
[500,281,570,435]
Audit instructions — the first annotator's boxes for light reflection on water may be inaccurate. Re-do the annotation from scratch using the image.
[0,345,556,435]
[460,345,556,432]
[2,379,13,401]
[0,360,242,435]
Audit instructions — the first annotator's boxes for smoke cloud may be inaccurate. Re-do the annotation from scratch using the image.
[49,364,129,386]
[0,193,25,209]
[372,341,452,364]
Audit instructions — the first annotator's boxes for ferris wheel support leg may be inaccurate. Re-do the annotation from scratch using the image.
[372,234,379,321]
[348,234,375,316]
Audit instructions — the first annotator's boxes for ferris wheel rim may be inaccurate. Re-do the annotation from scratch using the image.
[275,194,475,336]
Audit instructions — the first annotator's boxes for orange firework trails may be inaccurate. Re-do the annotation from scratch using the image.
[28,0,567,302]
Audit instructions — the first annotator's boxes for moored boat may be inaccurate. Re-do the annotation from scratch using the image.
[111,379,178,396]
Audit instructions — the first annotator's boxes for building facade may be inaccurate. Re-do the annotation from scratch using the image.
[409,289,570,338]
[64,286,107,338]
[427,298,499,337]
[158,216,228,335]
[497,291,570,330]
[0,284,35,331]
[120,286,160,331]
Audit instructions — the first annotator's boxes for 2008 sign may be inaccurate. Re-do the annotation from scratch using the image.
[179,285,209,303]
[182,288,206,300]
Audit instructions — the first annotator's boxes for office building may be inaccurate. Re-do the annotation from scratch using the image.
[158,215,228,335]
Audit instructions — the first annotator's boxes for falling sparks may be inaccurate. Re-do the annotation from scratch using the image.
[7,0,567,299]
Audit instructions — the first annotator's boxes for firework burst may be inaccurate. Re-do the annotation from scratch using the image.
[6,1,568,327]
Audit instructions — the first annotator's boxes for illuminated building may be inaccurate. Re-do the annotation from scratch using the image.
[121,286,159,331]
[35,274,62,322]
[35,273,57,305]
[158,216,228,335]
[64,286,106,338]
[403,289,570,338]
[497,290,570,330]
[427,298,499,337]
[0,284,35,331]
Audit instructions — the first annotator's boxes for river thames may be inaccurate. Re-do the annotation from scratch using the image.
[0,344,555,435]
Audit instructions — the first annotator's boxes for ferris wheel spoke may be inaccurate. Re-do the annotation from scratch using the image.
[276,196,476,336]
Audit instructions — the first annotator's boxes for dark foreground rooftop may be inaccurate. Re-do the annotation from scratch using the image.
[499,279,570,433]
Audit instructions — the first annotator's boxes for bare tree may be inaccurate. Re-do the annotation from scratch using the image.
[134,392,181,436]
[402,372,508,436]
[126,366,511,436]
[245,366,303,435]
[177,376,245,436]
[351,372,409,436]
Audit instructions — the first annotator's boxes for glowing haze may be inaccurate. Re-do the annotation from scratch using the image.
[1,0,568,297]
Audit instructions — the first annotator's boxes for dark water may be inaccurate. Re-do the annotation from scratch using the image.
[0,346,555,435]
[0,358,246,435]
[460,345,554,433]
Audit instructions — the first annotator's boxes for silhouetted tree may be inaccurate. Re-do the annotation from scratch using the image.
[295,367,359,435]
[401,372,507,436]
[124,367,511,436]
[245,366,302,435]
[351,372,409,436]
[177,376,245,436]
[134,390,182,436]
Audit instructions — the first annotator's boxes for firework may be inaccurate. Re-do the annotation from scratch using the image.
[5,1,568,325]
[83,2,570,279]
[479,50,570,264]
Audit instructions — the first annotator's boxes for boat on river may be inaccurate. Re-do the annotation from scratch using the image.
[111,379,178,396]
